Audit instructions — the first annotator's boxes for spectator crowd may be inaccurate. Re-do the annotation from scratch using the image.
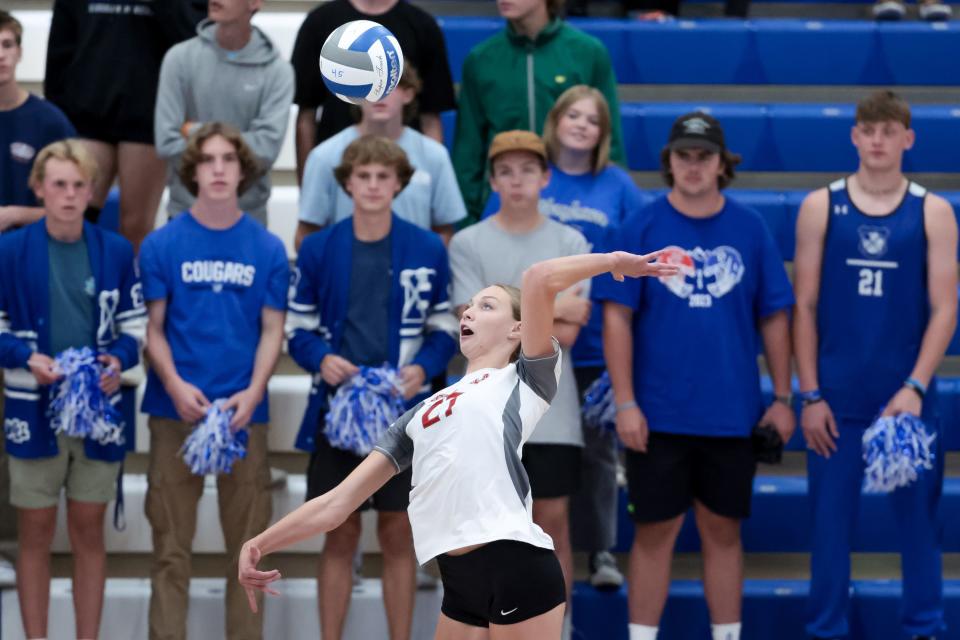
[0,2,955,640]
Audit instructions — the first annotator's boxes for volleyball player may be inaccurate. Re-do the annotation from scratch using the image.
[238,251,676,639]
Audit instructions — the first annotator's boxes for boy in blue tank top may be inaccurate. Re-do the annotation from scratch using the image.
[597,113,795,640]
[794,91,957,640]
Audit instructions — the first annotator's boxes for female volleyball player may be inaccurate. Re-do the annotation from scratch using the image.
[238,250,676,639]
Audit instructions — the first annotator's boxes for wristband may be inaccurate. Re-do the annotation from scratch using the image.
[904,377,927,399]
[615,400,638,414]
[773,394,792,408]
[798,389,823,407]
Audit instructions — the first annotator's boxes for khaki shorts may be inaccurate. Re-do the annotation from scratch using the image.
[8,433,120,509]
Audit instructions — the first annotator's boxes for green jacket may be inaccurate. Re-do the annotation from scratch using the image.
[452,19,626,220]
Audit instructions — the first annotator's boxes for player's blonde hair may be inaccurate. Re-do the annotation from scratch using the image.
[493,284,522,363]
[28,139,98,191]
[543,85,612,175]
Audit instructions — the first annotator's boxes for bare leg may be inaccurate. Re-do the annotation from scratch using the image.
[377,511,416,640]
[434,612,490,640]
[628,514,685,625]
[78,140,118,208]
[490,603,565,640]
[116,142,167,252]
[532,497,574,601]
[694,501,743,624]
[319,512,362,640]
[66,500,108,639]
[16,506,57,639]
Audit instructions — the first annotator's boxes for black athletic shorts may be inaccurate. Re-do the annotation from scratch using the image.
[306,435,412,511]
[626,431,756,522]
[65,108,155,146]
[522,443,582,499]
[437,540,566,627]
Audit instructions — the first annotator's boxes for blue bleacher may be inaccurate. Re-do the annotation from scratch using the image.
[611,477,960,554]
[440,104,960,172]
[572,580,960,640]
[438,18,960,85]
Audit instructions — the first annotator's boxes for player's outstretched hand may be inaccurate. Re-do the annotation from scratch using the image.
[610,250,679,281]
[239,540,282,614]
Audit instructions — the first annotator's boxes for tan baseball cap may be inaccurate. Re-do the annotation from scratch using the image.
[488,130,547,165]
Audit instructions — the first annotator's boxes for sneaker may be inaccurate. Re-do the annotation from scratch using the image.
[0,557,15,587]
[417,565,439,590]
[588,551,624,590]
[919,0,952,21]
[873,0,907,19]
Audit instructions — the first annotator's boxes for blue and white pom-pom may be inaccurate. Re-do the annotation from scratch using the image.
[325,365,406,456]
[48,347,124,446]
[582,370,616,432]
[862,413,937,493]
[180,400,247,475]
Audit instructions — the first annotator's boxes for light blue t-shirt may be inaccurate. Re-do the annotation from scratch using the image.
[139,213,290,423]
[299,126,467,229]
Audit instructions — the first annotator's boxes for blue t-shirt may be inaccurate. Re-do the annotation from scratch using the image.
[139,213,290,423]
[596,195,794,437]
[340,235,391,366]
[483,163,647,367]
[300,126,467,229]
[0,94,75,207]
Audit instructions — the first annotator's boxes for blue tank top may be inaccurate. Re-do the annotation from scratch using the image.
[817,178,931,420]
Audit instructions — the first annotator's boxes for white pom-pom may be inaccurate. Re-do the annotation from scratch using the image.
[49,347,124,446]
[180,400,247,475]
[325,365,406,456]
[862,413,936,493]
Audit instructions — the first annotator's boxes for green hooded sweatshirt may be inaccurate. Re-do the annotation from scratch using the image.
[451,18,626,220]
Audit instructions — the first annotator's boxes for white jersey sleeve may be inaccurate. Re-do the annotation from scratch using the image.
[373,400,425,473]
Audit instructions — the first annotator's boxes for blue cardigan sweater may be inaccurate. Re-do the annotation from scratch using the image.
[0,221,145,461]
[287,215,458,452]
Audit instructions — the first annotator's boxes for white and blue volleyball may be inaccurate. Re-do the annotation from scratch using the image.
[319,20,404,105]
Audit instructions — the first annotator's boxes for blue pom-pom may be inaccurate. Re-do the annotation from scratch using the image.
[48,347,124,446]
[862,413,936,493]
[582,371,616,432]
[325,365,406,456]
[180,400,247,475]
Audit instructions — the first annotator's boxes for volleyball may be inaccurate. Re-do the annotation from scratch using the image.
[319,20,405,105]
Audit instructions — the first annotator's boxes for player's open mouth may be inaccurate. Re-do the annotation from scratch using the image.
[460,325,474,337]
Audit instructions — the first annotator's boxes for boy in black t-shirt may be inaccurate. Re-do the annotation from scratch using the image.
[290,0,456,183]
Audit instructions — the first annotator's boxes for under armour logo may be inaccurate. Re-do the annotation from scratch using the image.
[834,204,849,215]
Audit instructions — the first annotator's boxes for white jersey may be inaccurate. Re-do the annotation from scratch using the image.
[374,340,562,564]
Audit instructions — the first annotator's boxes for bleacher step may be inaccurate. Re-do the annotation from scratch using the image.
[0,578,443,640]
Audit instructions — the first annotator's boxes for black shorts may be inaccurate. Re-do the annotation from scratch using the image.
[65,108,155,146]
[306,435,412,511]
[522,444,582,499]
[626,432,756,522]
[437,540,566,627]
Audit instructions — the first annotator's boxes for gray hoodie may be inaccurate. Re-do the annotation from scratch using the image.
[154,19,294,223]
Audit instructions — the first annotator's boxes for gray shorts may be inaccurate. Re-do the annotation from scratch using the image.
[8,433,120,509]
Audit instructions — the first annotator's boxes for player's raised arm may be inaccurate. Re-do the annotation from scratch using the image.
[519,251,677,359]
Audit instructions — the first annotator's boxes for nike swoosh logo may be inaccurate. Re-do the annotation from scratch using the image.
[500,607,518,616]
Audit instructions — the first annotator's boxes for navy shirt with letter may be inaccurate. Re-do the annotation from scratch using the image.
[596,195,794,437]
[139,213,290,422]
[0,95,75,207]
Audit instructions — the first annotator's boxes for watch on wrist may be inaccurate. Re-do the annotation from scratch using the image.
[773,394,792,408]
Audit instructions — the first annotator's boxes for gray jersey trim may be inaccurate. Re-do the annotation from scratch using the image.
[501,382,531,506]
[373,401,424,473]
[516,338,560,404]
